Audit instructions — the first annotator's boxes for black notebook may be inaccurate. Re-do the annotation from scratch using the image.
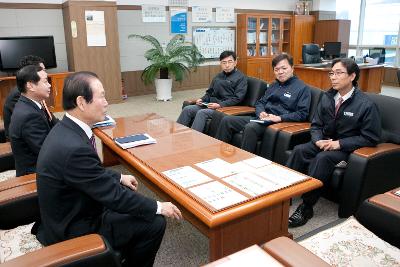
[114,133,156,149]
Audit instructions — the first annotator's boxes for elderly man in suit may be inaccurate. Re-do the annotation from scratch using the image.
[35,71,182,267]
[9,65,58,176]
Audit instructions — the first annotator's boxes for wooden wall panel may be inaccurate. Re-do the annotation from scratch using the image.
[121,65,223,97]
[62,1,122,104]
[314,20,350,55]
[291,15,316,64]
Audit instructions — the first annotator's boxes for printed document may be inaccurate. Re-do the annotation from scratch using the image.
[256,164,307,187]
[223,172,280,197]
[162,166,212,188]
[189,181,247,210]
[195,158,237,178]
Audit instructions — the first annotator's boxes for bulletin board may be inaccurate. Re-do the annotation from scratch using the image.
[192,27,236,59]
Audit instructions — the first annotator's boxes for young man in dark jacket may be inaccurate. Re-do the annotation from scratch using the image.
[177,50,247,133]
[215,53,311,153]
[287,58,381,227]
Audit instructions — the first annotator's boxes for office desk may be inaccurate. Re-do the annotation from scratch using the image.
[94,114,322,261]
[294,64,384,93]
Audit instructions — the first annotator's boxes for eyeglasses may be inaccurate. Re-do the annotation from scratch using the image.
[328,71,347,78]
[221,60,235,65]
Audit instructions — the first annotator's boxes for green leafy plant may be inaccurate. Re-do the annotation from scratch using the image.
[128,34,205,85]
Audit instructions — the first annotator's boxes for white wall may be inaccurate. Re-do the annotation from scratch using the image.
[0,8,68,75]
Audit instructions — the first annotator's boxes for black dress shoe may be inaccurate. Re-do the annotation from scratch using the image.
[288,203,313,228]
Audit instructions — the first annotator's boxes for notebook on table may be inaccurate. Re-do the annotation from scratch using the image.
[114,133,156,149]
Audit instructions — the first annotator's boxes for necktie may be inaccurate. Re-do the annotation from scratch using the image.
[335,97,343,116]
[41,100,52,122]
[90,134,97,151]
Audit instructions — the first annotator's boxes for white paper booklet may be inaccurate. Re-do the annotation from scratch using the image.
[195,158,237,178]
[223,172,280,197]
[242,156,272,169]
[92,115,116,128]
[162,166,212,188]
[114,133,156,149]
[256,164,308,187]
[189,181,248,210]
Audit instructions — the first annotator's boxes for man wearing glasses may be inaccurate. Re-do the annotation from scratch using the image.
[215,53,311,154]
[177,50,247,133]
[287,58,381,227]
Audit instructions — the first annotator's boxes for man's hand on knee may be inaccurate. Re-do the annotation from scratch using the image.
[160,202,183,220]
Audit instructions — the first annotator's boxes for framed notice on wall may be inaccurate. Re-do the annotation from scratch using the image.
[192,27,235,59]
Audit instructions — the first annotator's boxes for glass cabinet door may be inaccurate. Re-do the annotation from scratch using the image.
[270,17,281,55]
[282,17,291,54]
[247,17,257,57]
[259,17,269,57]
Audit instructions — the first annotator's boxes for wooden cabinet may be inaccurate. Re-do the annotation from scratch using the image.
[314,20,350,55]
[0,72,70,118]
[291,15,316,64]
[237,13,291,83]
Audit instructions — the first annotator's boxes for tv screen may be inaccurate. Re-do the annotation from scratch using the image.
[324,42,341,60]
[0,36,57,72]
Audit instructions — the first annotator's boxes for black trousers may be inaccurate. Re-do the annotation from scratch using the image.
[99,210,166,267]
[215,116,269,153]
[286,141,349,206]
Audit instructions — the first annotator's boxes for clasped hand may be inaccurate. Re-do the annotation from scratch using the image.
[315,139,341,151]
[196,99,220,110]
[259,112,281,122]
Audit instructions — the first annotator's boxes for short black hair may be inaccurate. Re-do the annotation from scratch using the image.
[18,55,45,69]
[62,71,99,111]
[219,50,237,61]
[16,65,43,93]
[331,58,360,87]
[272,53,294,68]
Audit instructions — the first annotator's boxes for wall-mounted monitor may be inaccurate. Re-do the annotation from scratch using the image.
[324,41,341,60]
[0,36,57,72]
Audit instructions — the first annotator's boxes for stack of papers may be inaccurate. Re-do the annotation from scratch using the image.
[114,133,156,149]
[92,115,116,128]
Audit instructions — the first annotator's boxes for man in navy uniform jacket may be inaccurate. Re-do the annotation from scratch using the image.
[215,53,311,153]
[287,58,381,227]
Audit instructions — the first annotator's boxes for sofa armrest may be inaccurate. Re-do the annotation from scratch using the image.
[353,143,400,158]
[0,173,36,192]
[0,182,39,229]
[216,106,255,116]
[280,122,312,134]
[1,234,120,267]
[268,122,306,131]
[356,193,400,248]
[262,237,330,267]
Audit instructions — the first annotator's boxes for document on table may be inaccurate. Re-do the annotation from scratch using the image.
[215,245,284,267]
[195,158,237,178]
[256,164,308,187]
[223,172,280,197]
[189,181,248,210]
[162,166,212,188]
[241,156,272,169]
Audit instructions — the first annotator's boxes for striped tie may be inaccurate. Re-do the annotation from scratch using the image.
[335,97,343,116]
[90,134,97,151]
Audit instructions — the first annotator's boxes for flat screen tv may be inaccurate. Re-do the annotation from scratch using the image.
[0,36,57,72]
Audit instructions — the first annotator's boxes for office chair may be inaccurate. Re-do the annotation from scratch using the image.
[397,69,400,86]
[302,44,322,64]
[369,47,385,64]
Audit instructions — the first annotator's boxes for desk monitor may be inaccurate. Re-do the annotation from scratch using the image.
[324,42,341,60]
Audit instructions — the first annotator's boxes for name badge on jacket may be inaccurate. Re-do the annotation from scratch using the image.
[284,92,291,98]
[344,111,354,117]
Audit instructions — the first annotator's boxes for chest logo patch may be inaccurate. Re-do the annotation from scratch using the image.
[344,111,354,117]
[284,92,291,98]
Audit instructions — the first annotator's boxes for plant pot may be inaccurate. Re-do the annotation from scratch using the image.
[155,78,172,101]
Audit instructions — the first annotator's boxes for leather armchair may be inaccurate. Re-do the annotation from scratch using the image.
[181,76,268,137]
[0,122,6,143]
[302,44,322,64]
[275,93,400,217]
[0,142,15,172]
[0,175,121,266]
[231,86,322,157]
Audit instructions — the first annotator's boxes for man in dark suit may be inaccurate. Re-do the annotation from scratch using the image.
[3,55,46,141]
[36,71,182,267]
[9,65,58,176]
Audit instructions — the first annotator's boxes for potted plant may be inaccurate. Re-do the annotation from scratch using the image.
[128,34,205,101]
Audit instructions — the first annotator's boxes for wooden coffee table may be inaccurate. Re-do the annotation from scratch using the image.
[94,113,322,261]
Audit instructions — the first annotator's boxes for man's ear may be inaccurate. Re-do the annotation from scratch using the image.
[26,81,34,93]
[349,72,356,82]
[76,96,86,111]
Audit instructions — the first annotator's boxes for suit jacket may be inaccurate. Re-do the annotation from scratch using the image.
[36,116,157,245]
[3,87,20,140]
[9,95,58,176]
